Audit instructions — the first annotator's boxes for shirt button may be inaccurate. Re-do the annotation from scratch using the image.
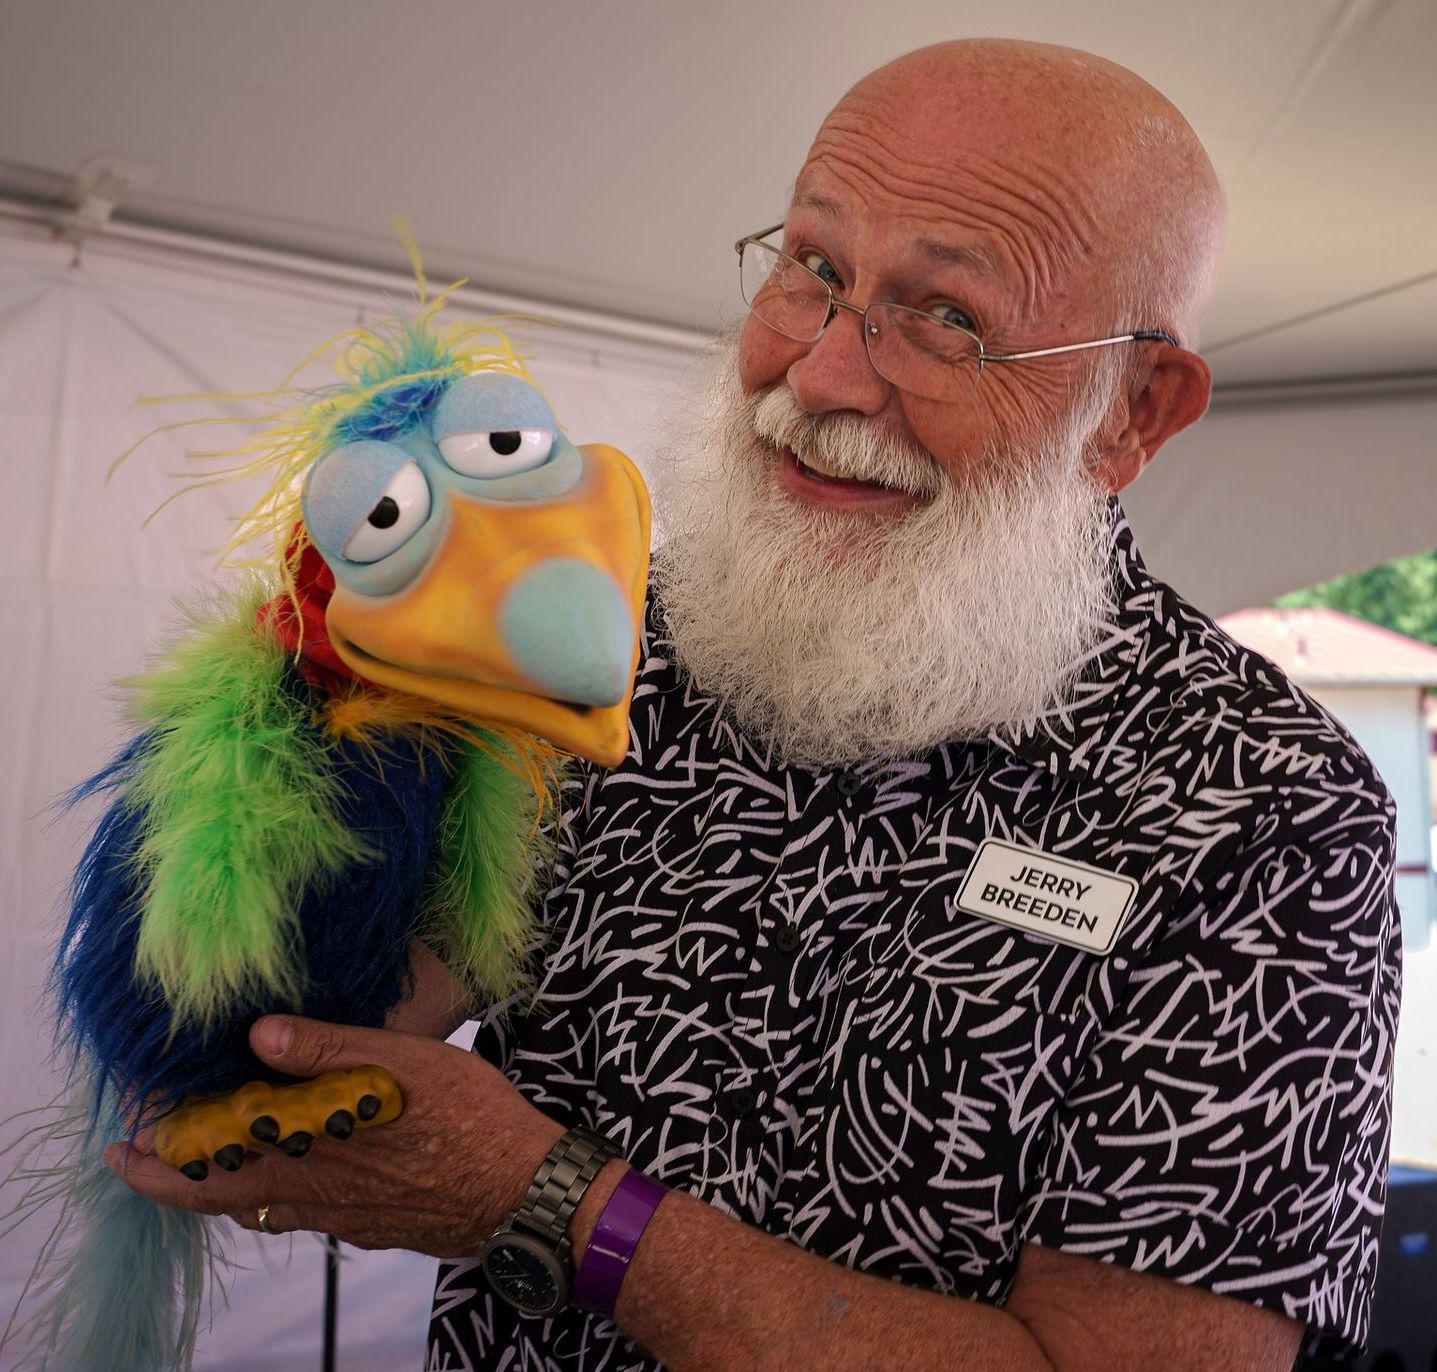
[726,1086,758,1117]
[773,924,802,953]
[836,772,864,798]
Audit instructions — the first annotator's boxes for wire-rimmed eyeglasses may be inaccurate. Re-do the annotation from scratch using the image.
[735,225,1177,402]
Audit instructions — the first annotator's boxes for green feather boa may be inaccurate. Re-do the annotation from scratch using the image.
[422,738,552,1005]
[126,589,367,1025]
[122,585,546,1028]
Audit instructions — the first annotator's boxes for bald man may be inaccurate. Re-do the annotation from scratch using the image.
[110,40,1398,1372]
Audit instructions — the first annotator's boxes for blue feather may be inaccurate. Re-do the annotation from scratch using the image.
[4,1092,211,1372]
[332,375,453,445]
[42,1119,210,1370]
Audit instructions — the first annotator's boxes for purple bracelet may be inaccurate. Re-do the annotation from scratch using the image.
[572,1168,669,1316]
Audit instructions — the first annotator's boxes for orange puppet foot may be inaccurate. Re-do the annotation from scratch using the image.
[153,1066,403,1179]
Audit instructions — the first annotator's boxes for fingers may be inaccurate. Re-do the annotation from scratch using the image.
[105,1141,332,1236]
[130,1121,159,1156]
[249,1015,412,1077]
[104,1142,274,1216]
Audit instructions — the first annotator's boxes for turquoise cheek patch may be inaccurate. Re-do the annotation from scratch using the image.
[498,558,635,707]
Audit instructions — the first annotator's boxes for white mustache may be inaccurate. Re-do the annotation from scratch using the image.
[749,387,947,498]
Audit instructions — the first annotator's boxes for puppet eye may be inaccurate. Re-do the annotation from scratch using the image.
[341,461,431,563]
[438,428,554,478]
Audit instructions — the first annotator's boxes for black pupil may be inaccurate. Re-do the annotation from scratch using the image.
[489,431,523,456]
[367,495,400,529]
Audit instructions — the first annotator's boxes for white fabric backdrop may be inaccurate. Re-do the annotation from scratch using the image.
[1124,389,1437,614]
[0,227,697,1371]
[2,219,1435,1369]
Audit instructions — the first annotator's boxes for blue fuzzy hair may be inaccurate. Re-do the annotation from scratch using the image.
[55,666,452,1127]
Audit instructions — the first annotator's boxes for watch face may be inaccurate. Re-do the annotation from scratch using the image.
[481,1234,567,1316]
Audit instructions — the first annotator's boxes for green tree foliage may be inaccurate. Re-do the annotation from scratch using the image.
[1273,549,1437,648]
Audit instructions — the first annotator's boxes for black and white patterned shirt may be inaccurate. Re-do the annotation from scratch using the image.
[428,506,1400,1370]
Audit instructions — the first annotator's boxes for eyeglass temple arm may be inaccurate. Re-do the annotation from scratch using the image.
[735,224,787,252]
[985,330,1178,363]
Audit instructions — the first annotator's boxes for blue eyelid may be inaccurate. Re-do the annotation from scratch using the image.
[431,373,558,442]
[302,439,427,562]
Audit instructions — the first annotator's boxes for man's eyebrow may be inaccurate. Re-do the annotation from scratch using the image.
[788,189,845,223]
[790,192,1000,279]
[913,236,1001,277]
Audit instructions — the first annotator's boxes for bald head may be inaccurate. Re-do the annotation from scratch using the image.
[738,38,1220,505]
[813,40,1224,344]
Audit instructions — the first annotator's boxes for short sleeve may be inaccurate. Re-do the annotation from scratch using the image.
[1019,767,1402,1361]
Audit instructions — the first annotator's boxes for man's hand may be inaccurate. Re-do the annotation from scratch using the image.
[103,1015,563,1255]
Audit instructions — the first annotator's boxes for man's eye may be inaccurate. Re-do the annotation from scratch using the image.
[931,302,979,333]
[799,251,844,289]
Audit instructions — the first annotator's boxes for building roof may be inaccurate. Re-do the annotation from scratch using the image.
[1219,608,1437,687]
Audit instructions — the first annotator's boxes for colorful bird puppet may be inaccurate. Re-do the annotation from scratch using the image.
[4,279,650,1370]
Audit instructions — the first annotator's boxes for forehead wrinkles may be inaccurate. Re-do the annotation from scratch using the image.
[805,110,1101,316]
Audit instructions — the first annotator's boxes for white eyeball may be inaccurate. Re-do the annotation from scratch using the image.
[438,428,554,478]
[341,461,431,563]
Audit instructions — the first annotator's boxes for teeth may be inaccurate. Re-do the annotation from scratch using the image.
[799,452,846,478]
[798,451,882,484]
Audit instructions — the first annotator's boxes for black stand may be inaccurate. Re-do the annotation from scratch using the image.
[322,1233,340,1372]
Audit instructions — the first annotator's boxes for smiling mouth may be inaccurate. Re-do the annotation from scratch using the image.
[791,451,895,488]
[338,635,469,682]
[778,445,924,501]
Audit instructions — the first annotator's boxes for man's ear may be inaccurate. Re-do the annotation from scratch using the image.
[1092,344,1212,494]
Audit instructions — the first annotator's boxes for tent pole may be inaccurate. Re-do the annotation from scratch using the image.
[322,1233,339,1372]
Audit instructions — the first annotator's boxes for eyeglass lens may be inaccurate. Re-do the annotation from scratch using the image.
[739,241,981,401]
[739,241,830,340]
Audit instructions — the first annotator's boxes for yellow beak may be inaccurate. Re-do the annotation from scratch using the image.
[326,443,650,767]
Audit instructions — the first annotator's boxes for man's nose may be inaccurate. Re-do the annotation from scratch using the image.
[785,302,891,417]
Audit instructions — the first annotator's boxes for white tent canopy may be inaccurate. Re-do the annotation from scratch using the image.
[2,0,1434,386]
[2,0,1433,606]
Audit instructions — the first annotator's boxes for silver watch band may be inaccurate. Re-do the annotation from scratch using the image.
[512,1127,619,1248]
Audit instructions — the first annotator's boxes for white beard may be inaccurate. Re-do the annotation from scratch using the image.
[650,334,1118,768]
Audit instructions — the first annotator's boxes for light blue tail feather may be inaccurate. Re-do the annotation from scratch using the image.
[3,1090,214,1371]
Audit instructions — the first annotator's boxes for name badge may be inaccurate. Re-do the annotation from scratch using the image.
[955,838,1137,955]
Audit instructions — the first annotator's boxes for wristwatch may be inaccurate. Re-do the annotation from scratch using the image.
[480,1126,620,1316]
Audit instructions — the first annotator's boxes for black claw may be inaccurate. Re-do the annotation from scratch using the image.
[325,1109,355,1140]
[357,1093,382,1121]
[249,1115,280,1144]
[278,1131,314,1158]
[180,1159,209,1182]
[213,1144,246,1172]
